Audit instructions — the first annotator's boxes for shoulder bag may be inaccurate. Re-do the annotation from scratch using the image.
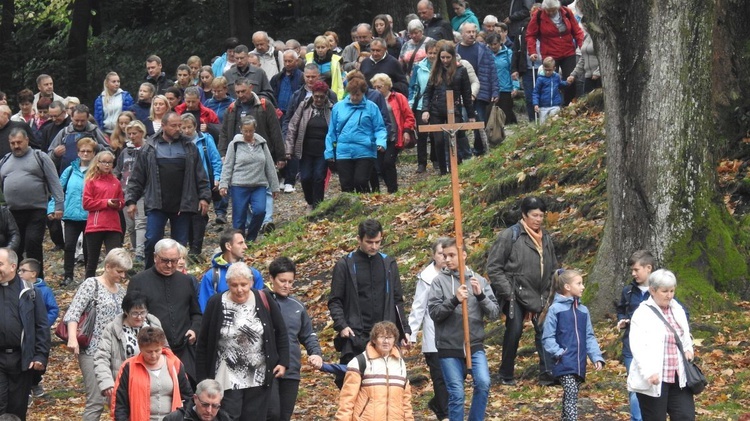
[55,279,99,348]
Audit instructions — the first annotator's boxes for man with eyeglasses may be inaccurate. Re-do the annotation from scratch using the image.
[39,101,71,154]
[164,379,231,421]
[128,238,202,384]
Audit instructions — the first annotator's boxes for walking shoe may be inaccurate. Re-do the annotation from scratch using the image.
[283,184,295,193]
[416,164,426,173]
[499,378,517,386]
[61,277,74,287]
[538,372,556,386]
[215,215,227,225]
[31,384,45,398]
[261,222,276,234]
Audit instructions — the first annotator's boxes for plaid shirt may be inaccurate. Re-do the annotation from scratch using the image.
[661,306,683,383]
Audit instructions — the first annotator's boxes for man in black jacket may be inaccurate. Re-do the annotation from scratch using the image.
[163,379,232,421]
[417,0,454,41]
[145,55,174,95]
[360,38,409,96]
[327,219,410,388]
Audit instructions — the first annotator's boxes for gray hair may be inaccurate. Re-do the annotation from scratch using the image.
[357,23,372,32]
[154,238,180,255]
[541,0,561,10]
[407,19,424,33]
[9,127,29,140]
[104,248,133,271]
[404,13,418,26]
[283,50,299,60]
[241,115,257,129]
[0,248,18,266]
[180,113,198,127]
[483,14,499,24]
[648,269,677,290]
[195,379,224,398]
[226,261,253,282]
[304,63,320,73]
[183,86,202,99]
[460,22,478,33]
[370,38,387,49]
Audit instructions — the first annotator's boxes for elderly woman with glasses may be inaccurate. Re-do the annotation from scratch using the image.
[94,291,162,401]
[335,321,414,421]
[64,248,133,421]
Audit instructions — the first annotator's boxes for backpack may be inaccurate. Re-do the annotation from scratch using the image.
[485,104,507,147]
[355,353,368,374]
[0,149,51,197]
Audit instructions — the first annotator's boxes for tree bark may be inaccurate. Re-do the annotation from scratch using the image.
[229,0,254,45]
[581,0,745,319]
[67,0,93,97]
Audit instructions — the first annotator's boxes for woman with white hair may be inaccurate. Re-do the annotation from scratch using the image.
[399,19,434,77]
[627,269,696,420]
[525,0,584,105]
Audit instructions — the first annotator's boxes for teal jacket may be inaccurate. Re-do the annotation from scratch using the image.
[324,97,387,160]
[48,158,88,221]
[451,9,480,32]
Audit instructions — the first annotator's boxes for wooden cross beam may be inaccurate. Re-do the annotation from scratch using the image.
[418,90,485,370]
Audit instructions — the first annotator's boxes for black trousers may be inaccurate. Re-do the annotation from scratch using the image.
[556,55,578,106]
[0,350,33,420]
[370,142,400,193]
[499,299,554,379]
[637,376,695,421]
[223,385,271,421]
[84,231,122,278]
[496,92,518,125]
[11,209,47,279]
[425,352,449,420]
[337,158,374,193]
[266,378,300,421]
[63,220,87,279]
[47,218,64,247]
[188,213,208,255]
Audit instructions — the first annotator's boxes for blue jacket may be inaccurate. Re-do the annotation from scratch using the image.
[456,42,499,102]
[542,294,604,380]
[48,158,88,221]
[192,133,222,184]
[533,72,568,107]
[15,277,51,370]
[324,97,387,160]
[270,69,305,113]
[32,278,59,327]
[408,58,432,110]
[492,46,519,93]
[197,253,264,312]
[204,96,234,123]
[94,90,134,131]
[211,52,229,78]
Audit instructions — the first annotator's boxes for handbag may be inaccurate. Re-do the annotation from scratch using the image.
[647,305,707,394]
[55,280,98,348]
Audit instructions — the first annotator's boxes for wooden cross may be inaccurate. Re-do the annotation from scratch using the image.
[418,90,485,369]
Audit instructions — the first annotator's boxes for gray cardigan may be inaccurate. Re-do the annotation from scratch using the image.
[219,134,280,192]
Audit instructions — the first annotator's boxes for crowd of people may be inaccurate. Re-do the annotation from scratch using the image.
[0,1,702,421]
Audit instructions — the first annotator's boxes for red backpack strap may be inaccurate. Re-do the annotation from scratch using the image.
[258,290,270,311]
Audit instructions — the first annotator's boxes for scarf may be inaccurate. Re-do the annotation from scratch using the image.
[520,219,545,278]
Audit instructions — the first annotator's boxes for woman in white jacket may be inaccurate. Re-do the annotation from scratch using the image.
[407,238,448,420]
[627,269,695,420]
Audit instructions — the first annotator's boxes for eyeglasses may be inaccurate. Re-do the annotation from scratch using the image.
[195,396,221,410]
[376,336,395,342]
[157,256,179,265]
[129,311,148,318]
[79,149,94,154]
[17,269,35,274]
[98,161,114,165]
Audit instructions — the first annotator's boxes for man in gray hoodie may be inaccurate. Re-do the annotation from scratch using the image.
[428,237,499,421]
[0,128,64,279]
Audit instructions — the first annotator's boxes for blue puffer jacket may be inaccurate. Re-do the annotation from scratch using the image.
[533,72,567,108]
[94,89,134,132]
[542,294,604,380]
[457,43,498,102]
[324,97,387,160]
[197,253,264,312]
[492,46,518,93]
[192,132,222,184]
[48,158,88,221]
[408,58,432,111]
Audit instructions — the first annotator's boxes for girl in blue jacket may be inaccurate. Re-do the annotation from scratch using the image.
[542,269,605,421]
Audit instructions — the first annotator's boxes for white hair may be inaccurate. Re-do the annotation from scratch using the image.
[542,0,561,10]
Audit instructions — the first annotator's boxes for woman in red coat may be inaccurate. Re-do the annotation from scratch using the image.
[83,150,124,278]
[370,73,416,193]
[525,0,584,105]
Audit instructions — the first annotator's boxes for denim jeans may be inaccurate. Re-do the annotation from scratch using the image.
[440,350,490,421]
[144,209,191,268]
[231,185,267,241]
[624,354,643,421]
[214,195,228,218]
[299,155,327,207]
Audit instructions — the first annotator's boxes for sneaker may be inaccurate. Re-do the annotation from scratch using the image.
[215,215,227,225]
[499,378,517,386]
[31,384,45,398]
[283,184,295,193]
[538,372,556,386]
[431,161,439,170]
[60,277,74,287]
[261,222,276,234]
[416,164,426,173]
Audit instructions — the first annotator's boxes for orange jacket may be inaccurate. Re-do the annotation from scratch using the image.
[112,347,192,421]
[335,343,414,421]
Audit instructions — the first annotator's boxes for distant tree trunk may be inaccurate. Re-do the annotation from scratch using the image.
[0,0,15,88]
[229,0,254,45]
[581,0,748,319]
[68,0,92,98]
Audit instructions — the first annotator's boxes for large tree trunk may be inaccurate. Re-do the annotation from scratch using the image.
[0,0,15,89]
[229,0,254,45]
[67,0,92,98]
[581,0,747,319]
